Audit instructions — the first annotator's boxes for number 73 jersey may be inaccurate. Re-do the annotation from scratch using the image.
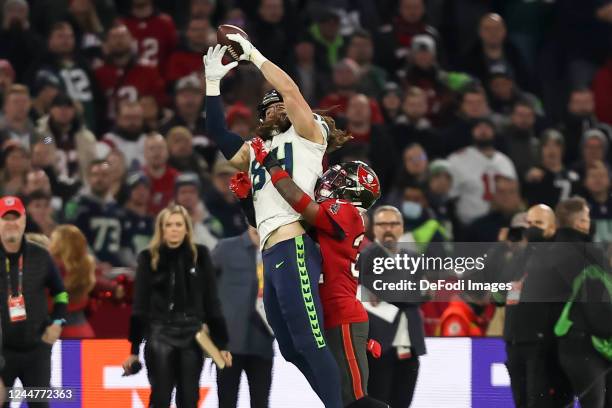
[249,116,328,247]
[314,199,368,330]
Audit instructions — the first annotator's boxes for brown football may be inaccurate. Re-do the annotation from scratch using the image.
[217,24,249,61]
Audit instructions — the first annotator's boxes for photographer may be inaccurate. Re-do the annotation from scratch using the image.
[123,205,231,408]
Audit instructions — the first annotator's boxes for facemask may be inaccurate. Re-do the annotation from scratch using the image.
[524,226,545,242]
[402,201,422,219]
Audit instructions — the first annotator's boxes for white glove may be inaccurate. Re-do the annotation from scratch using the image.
[226,33,268,69]
[203,44,238,96]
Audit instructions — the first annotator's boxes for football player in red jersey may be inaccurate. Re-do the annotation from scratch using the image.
[249,137,389,408]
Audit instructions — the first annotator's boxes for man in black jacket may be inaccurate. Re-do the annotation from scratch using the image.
[550,197,612,408]
[503,203,573,408]
[359,205,426,408]
[0,196,68,408]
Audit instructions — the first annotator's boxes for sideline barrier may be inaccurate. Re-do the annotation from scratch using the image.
[9,338,514,407]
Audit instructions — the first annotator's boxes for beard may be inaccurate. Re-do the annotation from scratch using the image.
[256,113,291,141]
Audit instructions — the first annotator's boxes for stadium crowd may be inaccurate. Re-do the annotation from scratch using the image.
[0,0,611,337]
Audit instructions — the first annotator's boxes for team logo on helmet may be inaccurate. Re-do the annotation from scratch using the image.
[4,198,14,206]
[357,166,379,195]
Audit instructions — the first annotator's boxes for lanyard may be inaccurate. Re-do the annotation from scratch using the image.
[5,255,23,296]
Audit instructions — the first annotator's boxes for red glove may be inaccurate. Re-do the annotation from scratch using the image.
[250,137,269,165]
[367,339,382,359]
[229,172,252,199]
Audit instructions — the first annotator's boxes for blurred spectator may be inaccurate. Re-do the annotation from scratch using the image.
[23,169,52,197]
[379,82,403,123]
[307,8,344,71]
[0,0,42,83]
[499,101,540,182]
[399,34,471,127]
[437,293,495,336]
[95,24,166,126]
[29,72,61,123]
[143,133,179,215]
[102,100,147,171]
[391,87,441,158]
[465,177,522,242]
[174,172,218,250]
[247,0,293,70]
[448,118,517,229]
[165,18,213,84]
[29,139,82,206]
[398,182,448,251]
[462,13,531,91]
[439,0,491,68]
[64,160,124,267]
[226,104,254,139]
[106,149,128,201]
[191,0,218,22]
[166,126,209,184]
[394,143,429,190]
[290,39,329,106]
[571,128,610,181]
[0,60,15,105]
[120,172,154,267]
[592,58,612,125]
[426,159,455,232]
[0,143,30,196]
[160,74,214,166]
[37,93,97,182]
[330,94,395,194]
[213,226,274,407]
[64,0,105,66]
[203,160,247,238]
[440,84,494,156]
[139,94,171,132]
[523,129,580,208]
[28,21,99,131]
[120,0,178,69]
[48,225,96,338]
[584,160,612,243]
[345,30,387,97]
[375,0,442,74]
[485,64,541,118]
[558,88,611,166]
[319,58,384,124]
[0,84,37,148]
[24,190,56,237]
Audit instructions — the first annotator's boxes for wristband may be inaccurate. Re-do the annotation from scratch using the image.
[250,49,268,70]
[271,170,290,185]
[292,193,312,214]
[206,79,221,96]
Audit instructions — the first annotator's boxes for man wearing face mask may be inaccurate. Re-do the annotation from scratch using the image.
[503,204,573,408]
[398,182,448,253]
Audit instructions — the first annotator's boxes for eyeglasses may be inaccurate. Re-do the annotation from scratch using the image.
[374,222,402,228]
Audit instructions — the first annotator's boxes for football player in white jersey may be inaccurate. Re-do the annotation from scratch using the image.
[203,39,345,407]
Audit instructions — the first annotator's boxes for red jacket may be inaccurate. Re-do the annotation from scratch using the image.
[165,48,202,83]
[318,93,384,124]
[121,12,178,69]
[593,59,612,125]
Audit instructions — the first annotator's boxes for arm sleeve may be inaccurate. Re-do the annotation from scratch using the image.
[200,247,229,349]
[129,252,152,355]
[205,95,246,160]
[46,257,68,321]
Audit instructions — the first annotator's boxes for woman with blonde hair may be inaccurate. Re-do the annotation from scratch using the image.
[48,225,96,338]
[123,205,231,407]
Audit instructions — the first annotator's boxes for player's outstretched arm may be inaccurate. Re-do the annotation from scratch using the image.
[251,138,319,224]
[203,44,250,171]
[227,34,324,145]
